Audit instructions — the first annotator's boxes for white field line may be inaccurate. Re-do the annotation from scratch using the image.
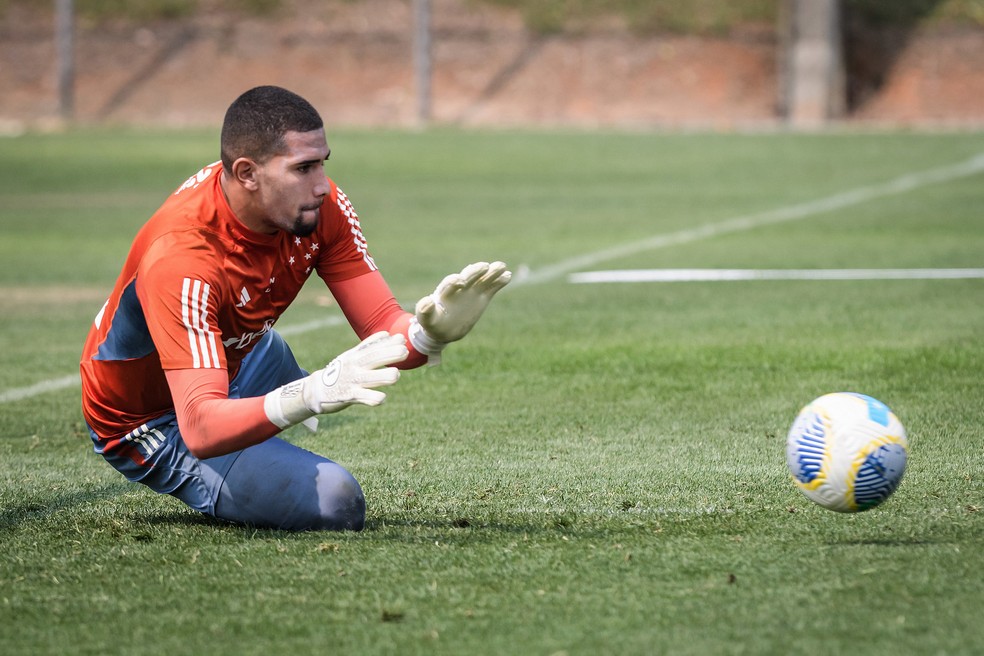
[570,268,984,283]
[0,374,82,404]
[514,152,984,287]
[3,152,983,404]
[0,315,347,404]
[275,315,346,336]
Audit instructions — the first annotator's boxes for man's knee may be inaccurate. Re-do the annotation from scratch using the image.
[210,440,366,532]
[309,461,366,531]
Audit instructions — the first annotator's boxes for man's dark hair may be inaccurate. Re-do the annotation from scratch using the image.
[220,86,324,171]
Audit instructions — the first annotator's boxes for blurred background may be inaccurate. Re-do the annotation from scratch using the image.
[1,0,983,132]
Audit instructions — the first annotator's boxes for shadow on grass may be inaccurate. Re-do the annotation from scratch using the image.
[21,485,949,546]
[14,498,959,548]
[0,482,236,534]
[0,487,560,538]
[141,510,230,529]
[0,482,131,532]
[361,512,659,542]
[144,514,585,538]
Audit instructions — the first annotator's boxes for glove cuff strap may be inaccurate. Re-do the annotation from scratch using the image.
[408,317,446,366]
[263,380,316,429]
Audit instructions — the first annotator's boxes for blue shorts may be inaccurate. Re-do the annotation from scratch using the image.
[89,330,365,531]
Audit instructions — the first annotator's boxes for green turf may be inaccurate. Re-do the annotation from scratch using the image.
[1,128,983,655]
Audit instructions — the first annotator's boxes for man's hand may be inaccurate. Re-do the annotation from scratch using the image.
[264,332,409,429]
[409,261,512,362]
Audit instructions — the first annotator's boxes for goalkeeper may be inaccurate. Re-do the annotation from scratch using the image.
[79,86,511,531]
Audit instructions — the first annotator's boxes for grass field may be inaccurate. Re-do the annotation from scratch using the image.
[1,127,983,655]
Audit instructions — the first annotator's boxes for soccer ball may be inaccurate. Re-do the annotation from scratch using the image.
[786,392,908,512]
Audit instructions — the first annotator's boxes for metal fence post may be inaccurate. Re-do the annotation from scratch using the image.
[413,0,432,125]
[55,0,75,122]
[781,0,846,127]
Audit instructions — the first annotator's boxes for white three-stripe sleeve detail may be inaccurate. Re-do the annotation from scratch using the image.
[181,277,201,368]
[181,277,220,369]
[202,284,219,369]
[196,281,217,368]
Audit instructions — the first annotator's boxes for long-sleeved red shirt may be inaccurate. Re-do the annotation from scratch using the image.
[80,161,425,461]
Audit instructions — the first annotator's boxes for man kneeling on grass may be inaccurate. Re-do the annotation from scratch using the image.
[80,85,510,531]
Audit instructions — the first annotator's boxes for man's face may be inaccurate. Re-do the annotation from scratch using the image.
[253,129,331,237]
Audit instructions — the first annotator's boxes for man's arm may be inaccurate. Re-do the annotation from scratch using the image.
[328,270,427,368]
[165,367,276,459]
[166,332,408,459]
[329,262,511,367]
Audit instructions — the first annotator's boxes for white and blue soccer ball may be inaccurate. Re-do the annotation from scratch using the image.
[786,392,908,512]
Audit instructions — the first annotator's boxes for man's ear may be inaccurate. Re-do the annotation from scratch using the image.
[230,157,260,191]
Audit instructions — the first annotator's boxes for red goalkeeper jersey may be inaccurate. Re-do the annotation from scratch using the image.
[81,161,416,443]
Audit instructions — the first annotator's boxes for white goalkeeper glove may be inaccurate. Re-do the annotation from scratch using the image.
[409,261,512,364]
[263,331,408,430]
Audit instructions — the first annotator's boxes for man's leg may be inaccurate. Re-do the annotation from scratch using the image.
[203,438,366,531]
[94,330,366,531]
[206,330,366,530]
